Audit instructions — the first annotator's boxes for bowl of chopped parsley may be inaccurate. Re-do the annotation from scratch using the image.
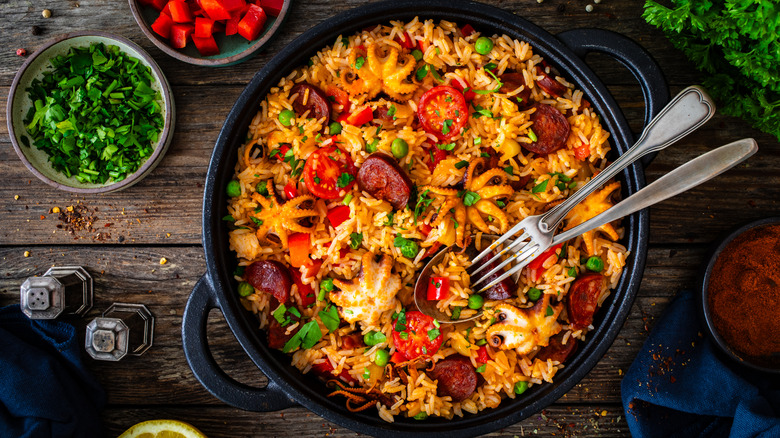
[7,31,175,193]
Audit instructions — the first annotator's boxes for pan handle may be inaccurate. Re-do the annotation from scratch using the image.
[556,28,670,166]
[182,274,296,411]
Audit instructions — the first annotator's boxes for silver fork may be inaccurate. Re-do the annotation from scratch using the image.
[470,85,715,292]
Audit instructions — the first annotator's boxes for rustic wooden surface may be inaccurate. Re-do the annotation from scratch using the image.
[1,0,777,436]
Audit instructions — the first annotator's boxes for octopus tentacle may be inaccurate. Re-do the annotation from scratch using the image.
[467,206,490,234]
[474,200,509,233]
[470,169,508,191]
[476,185,514,200]
[249,186,318,249]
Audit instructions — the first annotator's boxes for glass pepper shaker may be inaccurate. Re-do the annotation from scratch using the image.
[85,303,154,361]
[19,266,93,320]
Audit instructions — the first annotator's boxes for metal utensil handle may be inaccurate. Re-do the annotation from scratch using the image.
[552,138,758,245]
[540,85,716,232]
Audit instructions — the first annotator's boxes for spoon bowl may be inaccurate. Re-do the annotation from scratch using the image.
[414,234,521,324]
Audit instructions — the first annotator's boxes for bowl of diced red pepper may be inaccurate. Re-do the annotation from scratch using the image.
[129,0,290,66]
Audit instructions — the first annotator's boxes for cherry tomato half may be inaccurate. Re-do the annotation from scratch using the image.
[392,310,443,361]
[417,85,469,141]
[303,146,356,199]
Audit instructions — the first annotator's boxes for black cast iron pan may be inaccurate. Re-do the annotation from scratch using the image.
[182,1,669,436]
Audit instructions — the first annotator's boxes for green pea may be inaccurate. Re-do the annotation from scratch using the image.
[278,109,295,126]
[226,180,241,198]
[514,381,528,395]
[413,412,428,420]
[411,49,423,61]
[474,36,494,55]
[329,121,342,135]
[586,256,604,272]
[391,138,409,158]
[237,281,254,297]
[374,349,390,367]
[527,287,542,302]
[468,294,484,310]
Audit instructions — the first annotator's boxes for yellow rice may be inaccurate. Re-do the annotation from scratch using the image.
[227,18,628,421]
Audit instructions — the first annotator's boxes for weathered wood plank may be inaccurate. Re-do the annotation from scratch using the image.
[102,403,632,437]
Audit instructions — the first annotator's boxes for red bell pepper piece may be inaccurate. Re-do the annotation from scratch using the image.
[450,76,477,102]
[426,276,449,300]
[395,31,416,49]
[258,0,284,16]
[460,24,476,37]
[151,13,175,39]
[527,243,564,281]
[273,143,291,161]
[476,346,490,364]
[168,1,195,22]
[425,146,448,172]
[574,142,590,160]
[300,259,323,283]
[390,351,406,364]
[200,0,232,20]
[345,106,373,126]
[192,35,220,56]
[222,0,246,12]
[291,268,316,308]
[194,17,216,38]
[283,181,298,199]
[419,223,433,236]
[327,205,351,228]
[238,4,267,41]
[311,360,355,384]
[288,233,311,268]
[225,11,243,35]
[170,23,194,49]
[161,2,173,17]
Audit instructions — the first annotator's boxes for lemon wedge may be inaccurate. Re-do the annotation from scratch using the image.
[117,419,207,438]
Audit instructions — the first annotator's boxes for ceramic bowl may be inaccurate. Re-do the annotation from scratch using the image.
[128,0,292,66]
[7,31,175,194]
[698,217,780,375]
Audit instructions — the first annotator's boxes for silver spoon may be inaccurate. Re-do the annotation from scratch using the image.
[414,138,758,323]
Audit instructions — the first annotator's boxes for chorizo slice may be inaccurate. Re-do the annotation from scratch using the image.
[356,153,414,210]
[429,355,478,402]
[290,83,331,122]
[567,273,607,329]
[245,260,293,303]
[535,66,568,98]
[535,333,578,364]
[500,72,533,109]
[524,104,570,155]
[471,251,517,301]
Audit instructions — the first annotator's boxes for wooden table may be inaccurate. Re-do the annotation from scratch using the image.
[1,0,777,436]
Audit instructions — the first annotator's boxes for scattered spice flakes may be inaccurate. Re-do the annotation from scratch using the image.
[56,202,111,240]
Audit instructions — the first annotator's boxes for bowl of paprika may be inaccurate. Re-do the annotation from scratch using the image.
[699,217,780,374]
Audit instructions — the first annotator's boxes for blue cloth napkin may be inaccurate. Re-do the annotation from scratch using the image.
[621,290,780,438]
[0,305,106,438]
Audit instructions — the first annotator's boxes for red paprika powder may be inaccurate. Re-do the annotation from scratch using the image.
[708,223,780,362]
